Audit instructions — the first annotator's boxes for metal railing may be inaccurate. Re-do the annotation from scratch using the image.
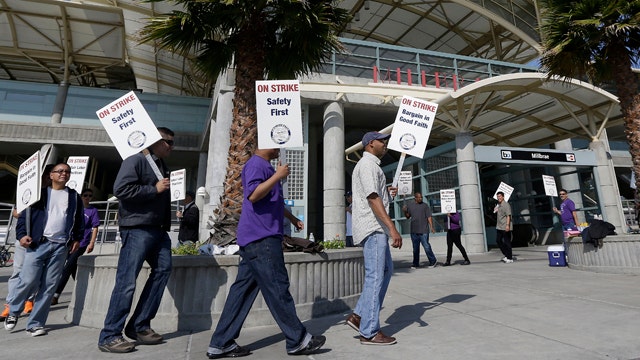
[320,38,539,90]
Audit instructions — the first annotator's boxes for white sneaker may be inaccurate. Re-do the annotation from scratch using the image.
[501,257,508,262]
[26,326,47,337]
[504,259,514,264]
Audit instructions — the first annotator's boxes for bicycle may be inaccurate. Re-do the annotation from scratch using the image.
[0,244,12,267]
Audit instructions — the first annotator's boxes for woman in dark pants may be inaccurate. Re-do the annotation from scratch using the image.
[444,212,470,266]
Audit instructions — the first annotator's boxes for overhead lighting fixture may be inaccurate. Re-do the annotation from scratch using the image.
[355,11,360,22]
[364,1,370,10]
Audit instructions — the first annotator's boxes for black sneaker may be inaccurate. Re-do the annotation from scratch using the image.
[462,260,470,265]
[26,326,47,337]
[4,315,17,331]
[207,345,251,359]
[98,337,135,353]
[288,335,326,355]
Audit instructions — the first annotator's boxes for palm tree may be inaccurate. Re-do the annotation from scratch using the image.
[539,0,640,187]
[140,0,351,244]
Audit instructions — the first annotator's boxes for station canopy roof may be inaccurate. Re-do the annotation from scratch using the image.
[0,1,627,149]
[0,0,542,97]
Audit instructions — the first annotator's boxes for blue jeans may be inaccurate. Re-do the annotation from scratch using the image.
[354,232,393,338]
[410,233,437,266]
[6,244,25,304]
[99,227,172,344]
[208,236,310,355]
[8,239,67,329]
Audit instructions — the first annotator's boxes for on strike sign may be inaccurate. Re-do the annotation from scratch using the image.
[96,91,162,159]
[388,95,438,158]
[255,80,303,149]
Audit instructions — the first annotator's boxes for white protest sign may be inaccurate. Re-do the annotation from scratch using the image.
[170,169,186,202]
[493,182,515,202]
[398,171,413,195]
[255,80,303,149]
[440,189,457,214]
[542,175,558,197]
[16,151,41,213]
[66,156,89,191]
[96,91,162,159]
[388,96,438,158]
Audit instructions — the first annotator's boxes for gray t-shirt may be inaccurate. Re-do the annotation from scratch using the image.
[496,201,512,230]
[405,202,432,234]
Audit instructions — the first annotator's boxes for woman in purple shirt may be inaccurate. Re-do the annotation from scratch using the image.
[444,212,470,266]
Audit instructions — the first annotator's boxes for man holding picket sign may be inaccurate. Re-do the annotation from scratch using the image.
[206,80,326,358]
[95,91,175,353]
[346,96,438,346]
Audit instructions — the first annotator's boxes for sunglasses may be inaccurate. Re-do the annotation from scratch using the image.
[82,194,93,198]
[163,139,175,147]
[51,169,71,174]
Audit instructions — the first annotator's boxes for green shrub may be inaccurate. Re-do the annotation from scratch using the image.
[322,238,346,249]
[172,242,200,255]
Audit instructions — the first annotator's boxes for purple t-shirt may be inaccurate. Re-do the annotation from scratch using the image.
[448,212,461,231]
[560,198,576,225]
[236,155,284,247]
[81,206,100,247]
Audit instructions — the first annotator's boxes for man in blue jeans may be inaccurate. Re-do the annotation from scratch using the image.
[206,147,325,359]
[98,127,175,353]
[4,162,83,336]
[403,192,437,268]
[346,131,402,346]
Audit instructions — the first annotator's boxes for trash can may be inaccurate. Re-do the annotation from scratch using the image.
[547,245,566,267]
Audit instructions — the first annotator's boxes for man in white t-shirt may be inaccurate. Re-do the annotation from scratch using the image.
[4,162,83,336]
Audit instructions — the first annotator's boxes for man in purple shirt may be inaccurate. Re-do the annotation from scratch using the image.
[206,148,325,359]
[553,189,579,230]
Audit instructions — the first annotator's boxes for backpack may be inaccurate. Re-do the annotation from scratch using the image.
[282,235,325,254]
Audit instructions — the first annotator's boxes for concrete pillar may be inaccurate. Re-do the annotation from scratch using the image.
[197,152,207,189]
[456,132,486,253]
[51,81,69,124]
[202,91,234,240]
[589,139,625,230]
[322,102,345,241]
[554,139,585,224]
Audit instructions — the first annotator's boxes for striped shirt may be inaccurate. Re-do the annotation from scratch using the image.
[351,151,390,245]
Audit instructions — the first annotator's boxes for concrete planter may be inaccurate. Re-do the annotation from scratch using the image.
[67,248,364,331]
[566,235,640,274]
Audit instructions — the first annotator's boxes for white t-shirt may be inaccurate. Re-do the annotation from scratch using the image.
[43,188,69,243]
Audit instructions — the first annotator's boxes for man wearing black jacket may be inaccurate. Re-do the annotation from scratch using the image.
[98,127,174,353]
[177,190,199,244]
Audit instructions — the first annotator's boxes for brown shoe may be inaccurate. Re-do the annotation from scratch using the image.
[125,328,163,345]
[346,313,360,332]
[360,331,397,345]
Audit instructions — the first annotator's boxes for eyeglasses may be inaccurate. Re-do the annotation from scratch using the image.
[163,139,175,147]
[82,194,93,198]
[559,193,567,195]
[51,169,71,174]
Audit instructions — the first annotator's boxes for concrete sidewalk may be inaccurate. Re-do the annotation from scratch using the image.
[1,246,640,360]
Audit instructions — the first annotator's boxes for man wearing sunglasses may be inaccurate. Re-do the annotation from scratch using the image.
[51,188,100,305]
[553,189,579,231]
[4,162,84,336]
[99,127,175,353]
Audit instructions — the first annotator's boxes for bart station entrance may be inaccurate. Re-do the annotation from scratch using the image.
[475,145,599,248]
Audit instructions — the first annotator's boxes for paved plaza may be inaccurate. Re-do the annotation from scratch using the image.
[1,246,640,360]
